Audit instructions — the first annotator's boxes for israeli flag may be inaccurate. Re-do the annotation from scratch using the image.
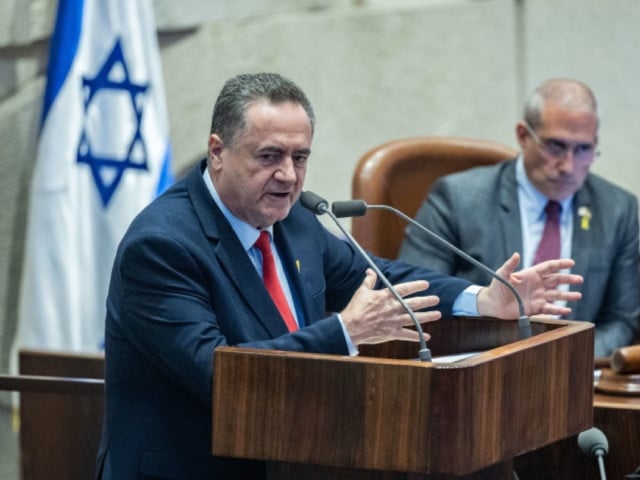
[16,0,173,352]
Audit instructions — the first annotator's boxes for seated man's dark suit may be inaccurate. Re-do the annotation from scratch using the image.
[399,159,640,357]
[96,160,471,480]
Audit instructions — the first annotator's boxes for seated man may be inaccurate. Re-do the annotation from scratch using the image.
[399,78,639,358]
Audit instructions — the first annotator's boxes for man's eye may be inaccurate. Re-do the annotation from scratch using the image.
[545,140,568,156]
[260,153,278,163]
[574,144,594,155]
[293,155,308,165]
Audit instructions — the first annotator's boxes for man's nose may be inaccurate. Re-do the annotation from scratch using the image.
[557,151,576,173]
[275,157,297,181]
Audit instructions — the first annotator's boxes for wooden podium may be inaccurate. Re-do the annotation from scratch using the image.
[212,316,595,479]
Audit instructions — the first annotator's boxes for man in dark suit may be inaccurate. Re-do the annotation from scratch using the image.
[96,73,582,479]
[400,78,639,358]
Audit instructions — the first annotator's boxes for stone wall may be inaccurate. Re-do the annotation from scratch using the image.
[1,2,639,477]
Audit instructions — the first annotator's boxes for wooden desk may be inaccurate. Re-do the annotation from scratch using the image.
[0,350,105,480]
[6,336,635,480]
[514,388,640,479]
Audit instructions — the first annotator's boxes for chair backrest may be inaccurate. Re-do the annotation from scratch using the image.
[351,136,518,259]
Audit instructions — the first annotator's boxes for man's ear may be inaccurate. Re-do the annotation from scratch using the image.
[515,122,528,150]
[208,134,224,167]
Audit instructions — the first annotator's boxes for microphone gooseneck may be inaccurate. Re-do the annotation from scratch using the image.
[578,427,608,480]
[300,192,432,362]
[331,200,531,339]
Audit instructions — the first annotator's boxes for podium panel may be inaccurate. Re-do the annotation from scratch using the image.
[212,317,594,478]
[514,391,640,479]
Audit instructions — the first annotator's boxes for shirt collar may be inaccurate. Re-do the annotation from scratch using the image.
[515,155,573,220]
[202,167,271,250]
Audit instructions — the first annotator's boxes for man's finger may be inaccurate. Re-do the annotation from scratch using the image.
[542,273,584,287]
[534,258,576,275]
[496,252,521,277]
[399,310,441,327]
[361,268,378,289]
[390,280,430,297]
[403,295,440,312]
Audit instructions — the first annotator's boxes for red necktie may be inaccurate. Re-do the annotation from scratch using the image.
[533,201,562,264]
[254,231,298,332]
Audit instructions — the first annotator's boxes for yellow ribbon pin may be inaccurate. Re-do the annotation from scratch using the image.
[295,259,301,273]
[578,206,591,231]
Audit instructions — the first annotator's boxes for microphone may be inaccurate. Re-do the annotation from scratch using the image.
[300,191,432,362]
[626,466,640,479]
[578,427,609,480]
[331,199,531,338]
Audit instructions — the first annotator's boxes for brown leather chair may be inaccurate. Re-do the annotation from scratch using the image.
[351,136,518,259]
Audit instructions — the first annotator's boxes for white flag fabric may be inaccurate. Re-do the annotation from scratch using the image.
[16,0,173,352]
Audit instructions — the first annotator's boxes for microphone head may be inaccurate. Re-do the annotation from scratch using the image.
[331,200,368,218]
[578,427,609,457]
[300,191,329,215]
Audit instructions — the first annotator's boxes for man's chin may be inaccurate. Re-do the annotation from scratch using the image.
[261,207,293,226]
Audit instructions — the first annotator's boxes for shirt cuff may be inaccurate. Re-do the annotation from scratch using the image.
[336,313,359,356]
[452,284,482,316]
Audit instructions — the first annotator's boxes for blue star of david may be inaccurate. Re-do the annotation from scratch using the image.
[78,38,150,207]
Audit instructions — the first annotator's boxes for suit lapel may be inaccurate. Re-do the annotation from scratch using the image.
[214,229,291,336]
[186,160,290,337]
[568,188,593,319]
[498,161,523,264]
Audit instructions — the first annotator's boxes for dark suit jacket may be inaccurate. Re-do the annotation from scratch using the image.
[96,160,471,480]
[399,159,640,357]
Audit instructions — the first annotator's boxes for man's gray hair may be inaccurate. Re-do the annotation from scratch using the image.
[523,78,599,129]
[209,72,315,146]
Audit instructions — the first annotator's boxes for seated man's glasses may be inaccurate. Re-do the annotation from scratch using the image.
[523,122,599,162]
